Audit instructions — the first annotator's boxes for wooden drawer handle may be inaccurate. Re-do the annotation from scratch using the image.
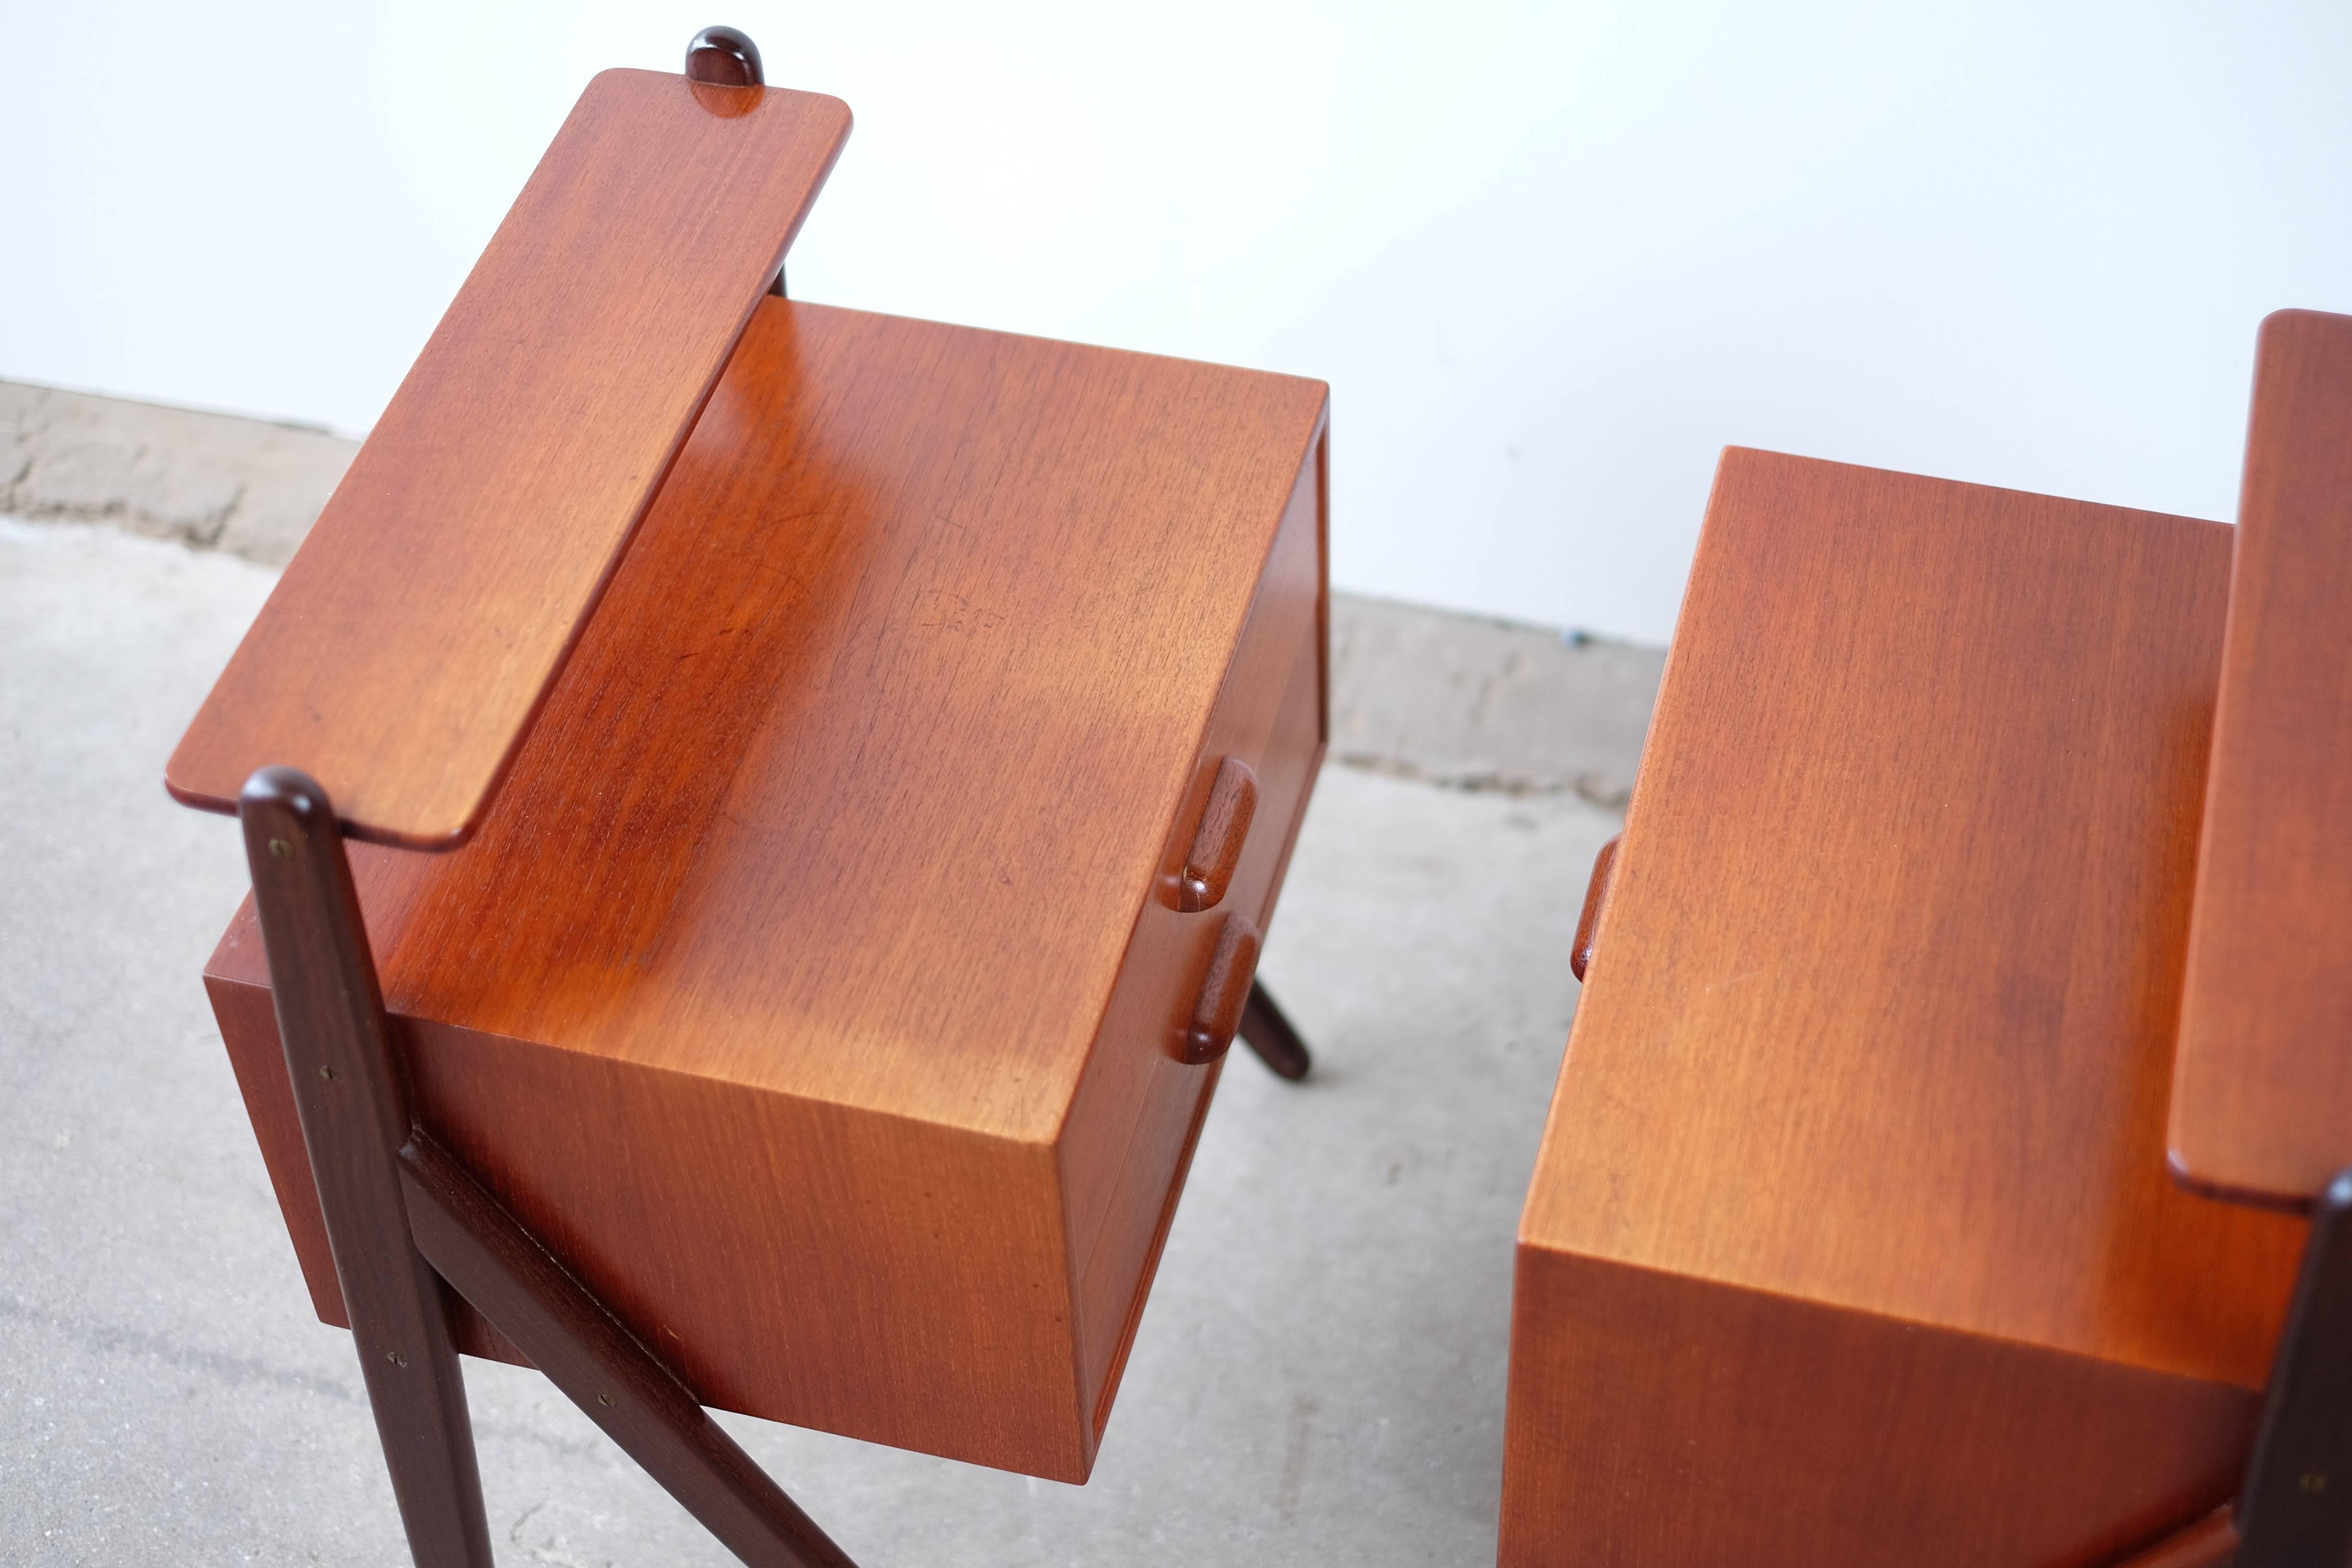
[1178,757,1258,913]
[1572,835,1619,981]
[1181,916,1262,1065]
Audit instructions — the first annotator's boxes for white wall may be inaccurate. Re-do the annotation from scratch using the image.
[5,1,2346,643]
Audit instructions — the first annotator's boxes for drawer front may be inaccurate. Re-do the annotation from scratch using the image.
[1063,422,1328,1441]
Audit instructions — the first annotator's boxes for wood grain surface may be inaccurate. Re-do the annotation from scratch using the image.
[166,69,851,847]
[1504,449,2304,1566]
[1502,1251,2257,1568]
[205,298,1329,1479]
[2172,308,2352,1206]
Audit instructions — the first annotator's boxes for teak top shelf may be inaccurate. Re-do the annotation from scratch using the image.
[166,70,851,847]
[1526,449,2302,1392]
[2172,308,2352,1207]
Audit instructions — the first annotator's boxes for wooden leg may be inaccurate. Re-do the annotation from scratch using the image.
[2233,1168,2352,1567]
[241,768,494,1568]
[1237,980,1311,1082]
[400,1130,854,1567]
[239,765,858,1568]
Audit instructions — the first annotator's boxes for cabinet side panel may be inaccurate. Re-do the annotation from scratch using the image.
[1061,431,1328,1430]
[403,1019,1091,1481]
[1500,1248,2256,1568]
[1248,564,1328,939]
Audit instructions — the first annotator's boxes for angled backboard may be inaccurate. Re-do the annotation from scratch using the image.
[2172,308,2352,1207]
[166,69,851,847]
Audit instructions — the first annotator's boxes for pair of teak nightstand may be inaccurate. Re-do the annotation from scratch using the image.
[168,28,1326,1566]
[162,25,2352,1568]
[1508,310,2352,1568]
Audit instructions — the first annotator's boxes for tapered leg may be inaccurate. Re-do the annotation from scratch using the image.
[1237,980,1311,1081]
[2235,1168,2352,1567]
[401,1132,855,1567]
[241,768,493,1568]
[241,762,859,1568]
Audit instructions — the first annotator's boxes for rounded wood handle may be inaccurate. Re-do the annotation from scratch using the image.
[1180,916,1261,1065]
[1177,757,1258,913]
[1572,835,1619,982]
[685,25,764,86]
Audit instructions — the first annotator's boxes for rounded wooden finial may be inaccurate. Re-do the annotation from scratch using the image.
[685,25,764,87]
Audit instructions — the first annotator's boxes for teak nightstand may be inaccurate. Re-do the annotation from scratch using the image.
[166,28,1329,1566]
[1506,312,2352,1568]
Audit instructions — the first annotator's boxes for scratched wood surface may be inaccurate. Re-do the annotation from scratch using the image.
[205,298,1329,1480]
[166,69,851,847]
[2173,308,2352,1207]
[1503,449,2304,1566]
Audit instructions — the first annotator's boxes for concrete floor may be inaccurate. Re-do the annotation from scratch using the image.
[0,492,1630,1563]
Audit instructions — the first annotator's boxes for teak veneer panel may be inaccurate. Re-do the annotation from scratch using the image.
[205,298,1329,1481]
[2173,308,2352,1206]
[166,70,851,847]
[1504,450,2304,1566]
[1503,1252,2259,1568]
